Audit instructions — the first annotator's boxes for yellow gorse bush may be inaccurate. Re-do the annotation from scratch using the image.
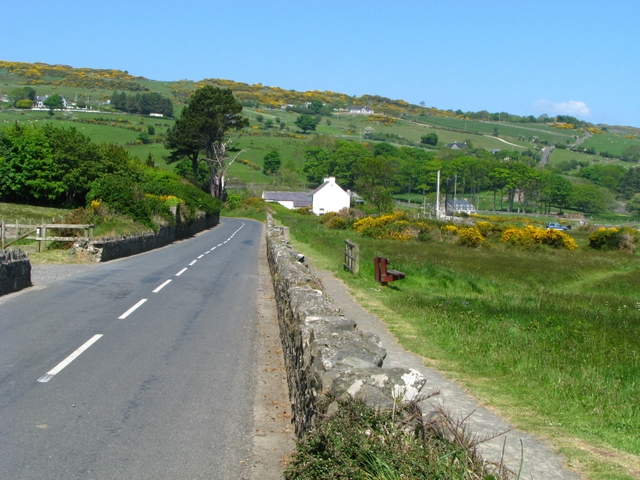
[440,225,458,235]
[458,227,485,247]
[501,225,577,250]
[352,212,414,239]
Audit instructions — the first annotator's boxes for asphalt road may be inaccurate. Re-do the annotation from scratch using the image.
[0,218,263,479]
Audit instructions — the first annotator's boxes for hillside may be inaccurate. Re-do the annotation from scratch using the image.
[2,60,640,221]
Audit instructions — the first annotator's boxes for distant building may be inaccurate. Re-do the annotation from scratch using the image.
[311,177,350,215]
[347,189,364,205]
[446,142,468,149]
[446,199,476,215]
[262,191,311,210]
[348,105,374,115]
[262,177,350,215]
[34,95,68,108]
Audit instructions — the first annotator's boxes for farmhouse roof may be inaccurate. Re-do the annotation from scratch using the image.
[446,142,468,149]
[262,191,311,208]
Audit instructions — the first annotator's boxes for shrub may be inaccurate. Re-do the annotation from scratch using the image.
[15,99,33,109]
[501,225,577,250]
[440,224,458,235]
[458,227,485,247]
[284,399,505,480]
[353,212,410,238]
[225,192,242,210]
[475,221,502,237]
[588,227,637,253]
[325,216,349,229]
[87,174,154,229]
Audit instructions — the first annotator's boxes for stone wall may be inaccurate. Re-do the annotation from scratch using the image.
[0,249,31,296]
[73,213,219,262]
[265,215,426,437]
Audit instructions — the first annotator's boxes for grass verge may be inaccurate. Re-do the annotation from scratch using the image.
[275,208,640,479]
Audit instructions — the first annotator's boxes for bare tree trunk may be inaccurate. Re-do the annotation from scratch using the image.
[204,140,244,199]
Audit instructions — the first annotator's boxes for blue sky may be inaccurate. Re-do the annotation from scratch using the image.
[3,0,639,127]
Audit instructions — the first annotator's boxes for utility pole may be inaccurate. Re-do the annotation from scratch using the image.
[436,170,441,220]
[454,174,457,204]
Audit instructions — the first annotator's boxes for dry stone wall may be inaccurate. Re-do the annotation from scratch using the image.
[73,213,219,262]
[0,249,31,296]
[266,215,426,437]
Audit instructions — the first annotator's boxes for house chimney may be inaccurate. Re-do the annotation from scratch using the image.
[324,177,336,185]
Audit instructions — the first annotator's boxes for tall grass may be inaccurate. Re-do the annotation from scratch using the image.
[275,209,640,471]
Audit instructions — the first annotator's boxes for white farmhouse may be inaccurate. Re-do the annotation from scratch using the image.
[311,177,350,215]
[348,105,374,115]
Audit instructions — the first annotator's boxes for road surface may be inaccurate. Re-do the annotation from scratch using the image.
[0,219,266,479]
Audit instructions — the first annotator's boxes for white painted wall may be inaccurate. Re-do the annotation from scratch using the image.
[312,177,350,215]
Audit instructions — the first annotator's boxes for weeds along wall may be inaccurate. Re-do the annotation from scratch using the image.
[0,249,31,296]
[265,215,427,437]
[73,213,220,262]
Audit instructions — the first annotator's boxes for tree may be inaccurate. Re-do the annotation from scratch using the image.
[578,164,625,191]
[8,87,36,106]
[618,166,640,199]
[626,193,640,215]
[263,150,281,175]
[43,94,64,114]
[295,115,318,133]
[570,184,612,214]
[165,115,202,184]
[621,145,640,163]
[420,133,438,146]
[166,86,248,198]
[0,123,64,201]
[303,147,331,185]
[309,99,324,114]
[355,156,397,213]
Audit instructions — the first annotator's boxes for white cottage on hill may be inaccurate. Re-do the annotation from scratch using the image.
[311,177,350,215]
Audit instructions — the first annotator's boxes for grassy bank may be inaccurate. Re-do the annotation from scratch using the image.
[274,208,640,479]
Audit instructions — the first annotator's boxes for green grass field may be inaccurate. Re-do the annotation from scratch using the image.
[406,115,580,145]
[547,147,608,168]
[581,133,640,157]
[274,208,640,479]
[0,202,70,224]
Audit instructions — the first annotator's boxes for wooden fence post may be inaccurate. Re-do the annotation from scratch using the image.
[344,239,360,274]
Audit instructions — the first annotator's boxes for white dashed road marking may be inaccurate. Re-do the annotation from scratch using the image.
[119,299,148,319]
[153,279,172,293]
[38,334,103,383]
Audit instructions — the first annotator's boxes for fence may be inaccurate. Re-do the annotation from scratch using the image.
[1,222,94,251]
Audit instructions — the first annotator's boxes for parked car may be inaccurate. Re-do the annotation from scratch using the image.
[546,222,569,231]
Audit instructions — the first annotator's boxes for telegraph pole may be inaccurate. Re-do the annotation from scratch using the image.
[436,170,441,220]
